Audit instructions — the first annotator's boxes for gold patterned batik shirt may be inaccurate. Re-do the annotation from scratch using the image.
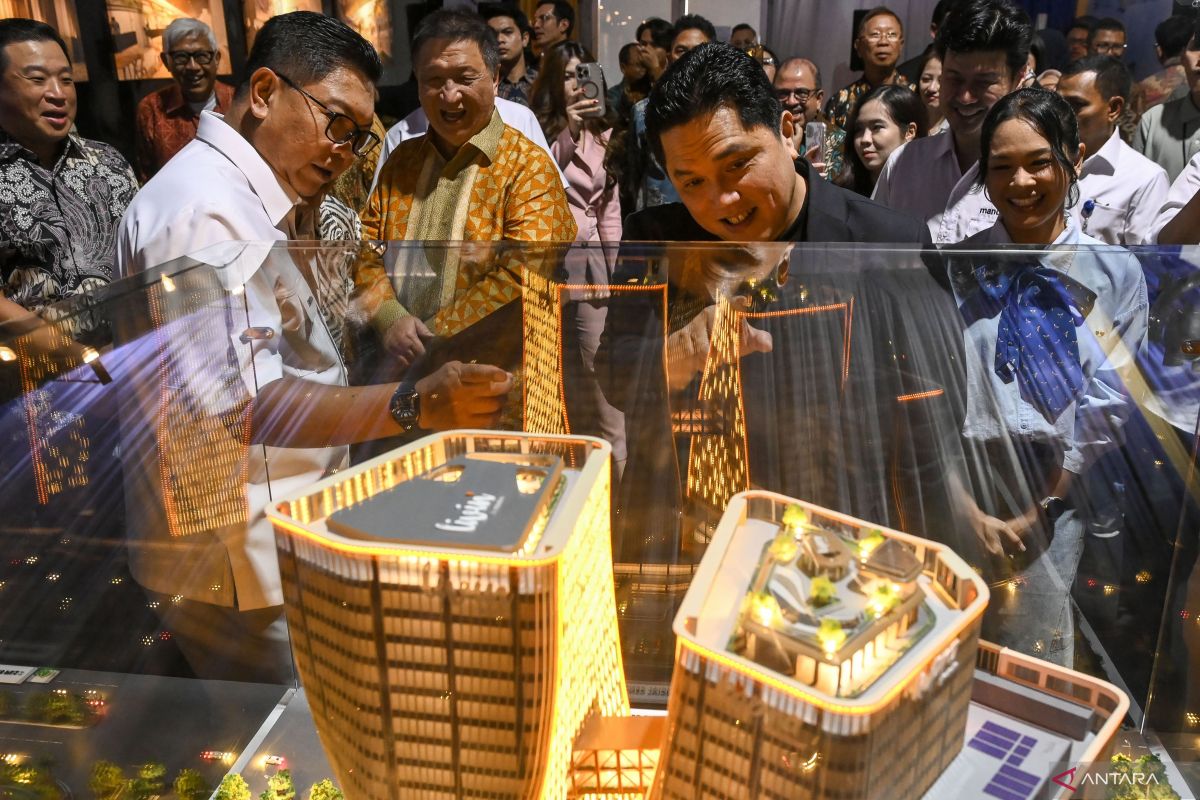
[356,108,576,336]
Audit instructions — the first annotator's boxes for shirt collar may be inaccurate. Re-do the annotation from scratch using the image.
[0,127,89,168]
[194,111,300,227]
[469,107,505,161]
[162,83,188,114]
[1081,129,1123,176]
[429,106,505,171]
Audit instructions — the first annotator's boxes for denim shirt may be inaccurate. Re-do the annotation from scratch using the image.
[950,221,1149,474]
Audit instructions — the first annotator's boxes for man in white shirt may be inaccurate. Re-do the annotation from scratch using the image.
[1154,150,1200,244]
[115,12,511,681]
[372,94,564,189]
[872,0,1032,243]
[1134,19,1200,183]
[1057,56,1169,246]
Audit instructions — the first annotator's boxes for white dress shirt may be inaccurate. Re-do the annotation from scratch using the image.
[1071,130,1170,246]
[1150,149,1200,242]
[872,129,1000,243]
[115,111,348,611]
[372,96,566,189]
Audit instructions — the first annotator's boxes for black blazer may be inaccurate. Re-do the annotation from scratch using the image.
[623,159,934,247]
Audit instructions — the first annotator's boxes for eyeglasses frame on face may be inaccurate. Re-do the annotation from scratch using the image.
[168,49,216,67]
[1094,42,1127,53]
[861,31,902,43]
[776,87,814,104]
[273,70,380,157]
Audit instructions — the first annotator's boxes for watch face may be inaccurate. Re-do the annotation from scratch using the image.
[390,387,420,430]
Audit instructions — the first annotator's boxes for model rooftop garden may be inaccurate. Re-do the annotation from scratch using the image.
[730,504,936,698]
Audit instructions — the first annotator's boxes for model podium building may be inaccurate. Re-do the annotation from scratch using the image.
[654,491,988,800]
[266,432,629,800]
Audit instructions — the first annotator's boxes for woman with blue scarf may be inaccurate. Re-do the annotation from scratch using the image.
[947,88,1148,666]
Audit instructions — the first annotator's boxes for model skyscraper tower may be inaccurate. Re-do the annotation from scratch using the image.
[267,432,628,800]
[654,491,989,800]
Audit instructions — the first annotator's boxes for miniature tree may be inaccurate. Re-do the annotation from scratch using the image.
[816,618,846,653]
[215,774,252,800]
[128,762,166,800]
[768,529,799,562]
[27,691,84,725]
[173,769,210,800]
[260,770,295,800]
[858,529,885,558]
[745,591,783,627]
[89,760,128,800]
[307,780,343,800]
[868,582,898,617]
[809,576,837,608]
[781,504,809,531]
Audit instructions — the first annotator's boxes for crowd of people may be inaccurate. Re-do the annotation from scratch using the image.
[0,0,1197,682]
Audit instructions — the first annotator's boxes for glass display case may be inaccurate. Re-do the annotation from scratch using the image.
[0,239,1195,799]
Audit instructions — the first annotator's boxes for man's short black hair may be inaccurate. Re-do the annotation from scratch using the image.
[1061,54,1131,102]
[637,17,674,51]
[240,11,380,94]
[645,42,781,167]
[1156,15,1194,59]
[673,14,717,45]
[479,3,530,37]
[411,9,501,75]
[935,0,1032,77]
[536,1,575,36]
[731,23,756,37]
[1093,17,1126,38]
[0,18,70,72]
[618,42,638,65]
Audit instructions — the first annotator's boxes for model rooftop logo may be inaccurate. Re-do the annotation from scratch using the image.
[435,492,500,533]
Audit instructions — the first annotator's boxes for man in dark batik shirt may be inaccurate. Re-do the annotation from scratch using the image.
[0,19,137,334]
[824,7,916,131]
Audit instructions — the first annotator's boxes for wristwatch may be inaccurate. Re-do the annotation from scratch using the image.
[1039,496,1068,523]
[389,382,421,432]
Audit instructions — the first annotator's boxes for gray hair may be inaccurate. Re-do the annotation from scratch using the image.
[163,18,218,52]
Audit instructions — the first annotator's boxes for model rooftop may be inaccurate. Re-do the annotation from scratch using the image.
[268,433,607,560]
[676,491,988,707]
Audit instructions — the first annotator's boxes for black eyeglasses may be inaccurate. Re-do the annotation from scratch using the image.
[275,71,380,157]
[776,87,814,104]
[168,50,216,67]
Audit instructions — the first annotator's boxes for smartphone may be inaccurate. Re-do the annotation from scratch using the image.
[804,121,826,156]
[576,62,607,118]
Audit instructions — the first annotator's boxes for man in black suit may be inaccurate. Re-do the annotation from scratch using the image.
[624,41,931,247]
[599,43,967,568]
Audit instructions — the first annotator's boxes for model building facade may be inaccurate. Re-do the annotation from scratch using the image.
[267,432,628,800]
[654,491,988,800]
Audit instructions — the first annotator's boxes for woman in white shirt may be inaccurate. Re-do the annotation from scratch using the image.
[837,84,925,196]
[948,88,1147,666]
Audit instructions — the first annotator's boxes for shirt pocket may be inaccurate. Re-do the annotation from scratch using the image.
[274,281,338,376]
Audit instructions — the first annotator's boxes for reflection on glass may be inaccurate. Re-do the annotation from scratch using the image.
[0,241,1196,798]
[336,0,390,60]
[243,0,321,48]
[106,0,232,81]
[0,0,88,80]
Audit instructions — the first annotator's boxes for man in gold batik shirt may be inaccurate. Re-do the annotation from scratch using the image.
[357,9,575,360]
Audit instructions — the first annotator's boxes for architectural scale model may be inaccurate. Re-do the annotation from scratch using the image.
[268,435,1129,800]
[653,490,1074,800]
[266,432,628,800]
